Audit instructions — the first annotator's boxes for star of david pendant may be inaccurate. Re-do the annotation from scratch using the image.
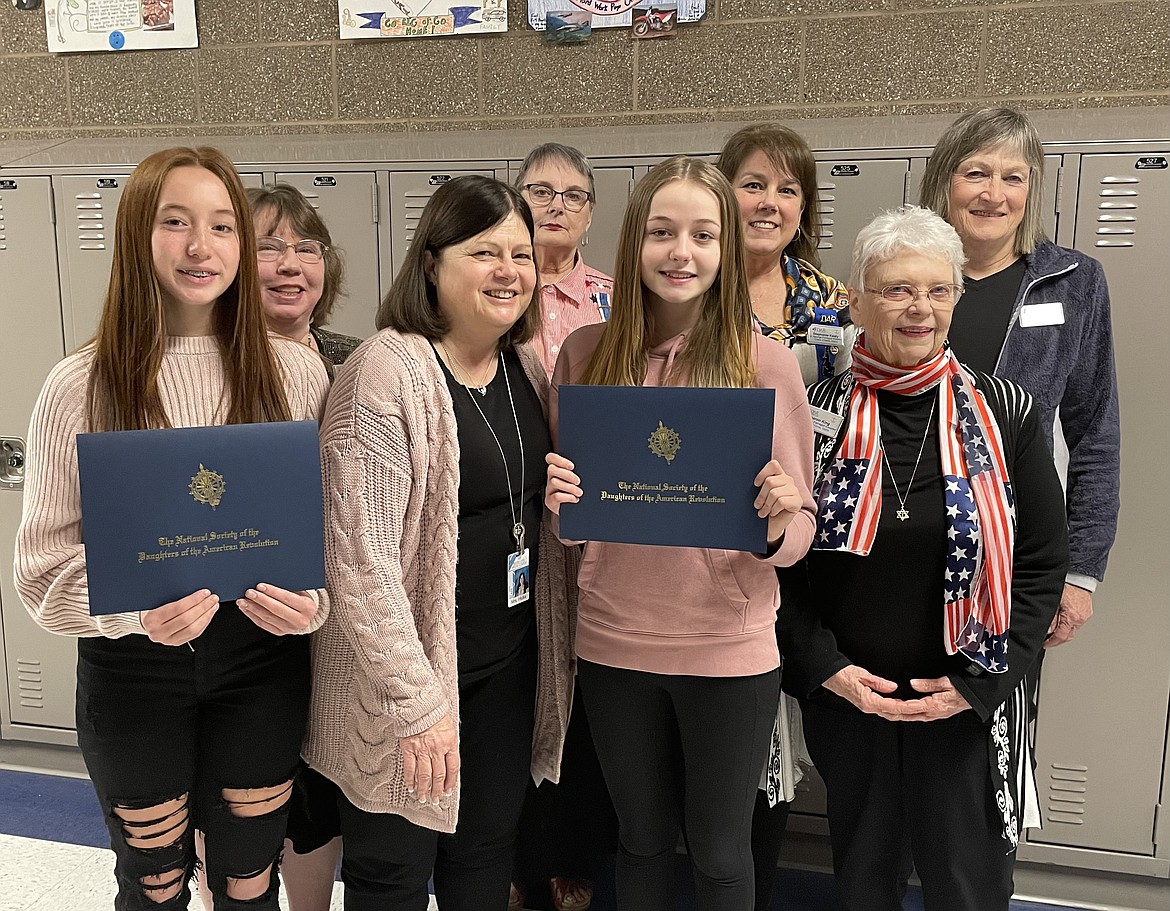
[896,507,910,521]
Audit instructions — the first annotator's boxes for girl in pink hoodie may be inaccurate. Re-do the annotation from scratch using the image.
[544,156,816,911]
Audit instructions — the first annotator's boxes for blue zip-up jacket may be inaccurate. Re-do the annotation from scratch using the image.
[993,241,1119,586]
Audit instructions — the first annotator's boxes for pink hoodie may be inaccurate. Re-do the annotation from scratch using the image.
[550,323,816,677]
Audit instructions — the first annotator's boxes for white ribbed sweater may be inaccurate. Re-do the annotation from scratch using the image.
[14,334,331,638]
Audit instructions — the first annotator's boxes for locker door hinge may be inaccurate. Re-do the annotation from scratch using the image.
[1154,801,1163,852]
[48,181,57,225]
[1054,166,1064,214]
[903,169,912,205]
[371,184,380,224]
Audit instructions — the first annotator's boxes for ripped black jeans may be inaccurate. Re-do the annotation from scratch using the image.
[76,606,310,910]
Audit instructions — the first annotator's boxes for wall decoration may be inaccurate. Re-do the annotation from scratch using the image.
[544,8,590,43]
[528,0,700,31]
[631,1,675,37]
[338,0,506,38]
[45,0,197,52]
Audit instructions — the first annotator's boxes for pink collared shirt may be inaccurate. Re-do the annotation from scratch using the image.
[532,255,614,377]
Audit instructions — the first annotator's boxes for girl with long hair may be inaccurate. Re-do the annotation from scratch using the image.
[15,146,330,911]
[543,156,817,911]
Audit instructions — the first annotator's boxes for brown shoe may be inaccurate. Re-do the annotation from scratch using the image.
[508,882,526,911]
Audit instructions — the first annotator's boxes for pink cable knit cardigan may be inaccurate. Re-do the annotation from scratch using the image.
[302,329,579,834]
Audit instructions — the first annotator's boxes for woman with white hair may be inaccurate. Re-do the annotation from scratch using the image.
[777,205,1068,910]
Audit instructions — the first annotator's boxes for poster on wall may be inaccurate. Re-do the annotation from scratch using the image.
[337,0,507,38]
[45,0,198,53]
[527,0,701,31]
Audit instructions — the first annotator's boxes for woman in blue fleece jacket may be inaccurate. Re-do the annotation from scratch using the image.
[919,107,1120,648]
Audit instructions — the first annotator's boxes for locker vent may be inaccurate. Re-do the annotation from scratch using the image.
[403,190,437,246]
[16,658,45,710]
[74,192,110,250]
[1095,175,1140,249]
[0,193,6,251]
[1045,761,1088,825]
[817,183,836,250]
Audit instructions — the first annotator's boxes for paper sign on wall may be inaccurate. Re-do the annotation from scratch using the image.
[338,0,507,38]
[45,0,198,52]
[527,0,701,31]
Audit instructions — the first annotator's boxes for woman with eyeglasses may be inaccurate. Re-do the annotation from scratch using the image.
[511,142,618,911]
[517,143,615,379]
[247,184,362,370]
[777,206,1067,911]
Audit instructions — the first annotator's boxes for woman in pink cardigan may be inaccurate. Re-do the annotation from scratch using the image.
[300,175,577,911]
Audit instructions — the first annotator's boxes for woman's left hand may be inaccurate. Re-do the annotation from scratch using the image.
[754,459,804,547]
[902,676,972,721]
[237,583,318,635]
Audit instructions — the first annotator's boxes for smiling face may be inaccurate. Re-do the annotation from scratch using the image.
[947,143,1030,258]
[521,157,594,255]
[639,179,723,332]
[254,213,326,337]
[426,209,537,344]
[852,250,957,368]
[151,166,240,333]
[731,149,804,262]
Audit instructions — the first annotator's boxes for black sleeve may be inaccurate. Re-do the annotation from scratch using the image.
[948,399,1068,721]
[777,562,850,699]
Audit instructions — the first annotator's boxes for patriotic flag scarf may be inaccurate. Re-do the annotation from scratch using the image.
[812,338,1016,673]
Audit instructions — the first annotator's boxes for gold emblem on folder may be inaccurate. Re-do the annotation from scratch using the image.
[648,421,681,464]
[189,464,226,509]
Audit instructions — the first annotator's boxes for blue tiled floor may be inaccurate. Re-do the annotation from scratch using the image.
[0,769,1073,911]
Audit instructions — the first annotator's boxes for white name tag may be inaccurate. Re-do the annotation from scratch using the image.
[810,406,844,438]
[806,324,846,347]
[1018,301,1065,328]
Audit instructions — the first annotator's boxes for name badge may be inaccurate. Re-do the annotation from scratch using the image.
[1018,301,1065,328]
[810,406,844,438]
[806,324,845,347]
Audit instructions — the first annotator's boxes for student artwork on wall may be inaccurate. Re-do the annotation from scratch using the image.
[528,0,700,31]
[44,0,197,52]
[338,0,507,38]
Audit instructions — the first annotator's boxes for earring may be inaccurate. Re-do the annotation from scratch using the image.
[580,230,589,247]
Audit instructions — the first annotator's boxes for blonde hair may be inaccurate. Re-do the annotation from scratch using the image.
[580,156,756,389]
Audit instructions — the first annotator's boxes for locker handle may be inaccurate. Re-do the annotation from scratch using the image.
[1,438,25,488]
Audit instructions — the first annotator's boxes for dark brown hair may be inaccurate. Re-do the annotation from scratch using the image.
[247,183,347,328]
[87,147,291,431]
[375,175,541,348]
[717,122,824,268]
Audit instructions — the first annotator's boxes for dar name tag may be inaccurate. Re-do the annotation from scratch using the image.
[1018,301,1065,328]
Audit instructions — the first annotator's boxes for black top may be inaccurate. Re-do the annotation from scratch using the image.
[947,258,1027,374]
[779,369,1068,721]
[436,346,550,684]
[806,391,951,699]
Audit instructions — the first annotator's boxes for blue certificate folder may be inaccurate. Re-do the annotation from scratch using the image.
[558,385,775,553]
[76,420,324,616]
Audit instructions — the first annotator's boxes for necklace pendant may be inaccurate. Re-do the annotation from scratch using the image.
[896,507,910,522]
[476,386,487,396]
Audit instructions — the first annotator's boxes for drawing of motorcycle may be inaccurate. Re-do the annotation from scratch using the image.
[632,7,675,35]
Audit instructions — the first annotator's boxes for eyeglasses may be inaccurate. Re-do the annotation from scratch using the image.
[521,183,593,212]
[866,283,964,308]
[256,236,327,264]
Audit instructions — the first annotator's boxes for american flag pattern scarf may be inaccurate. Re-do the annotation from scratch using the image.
[812,339,1016,673]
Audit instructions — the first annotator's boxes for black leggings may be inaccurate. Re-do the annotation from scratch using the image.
[75,607,310,911]
[336,643,537,911]
[579,659,779,911]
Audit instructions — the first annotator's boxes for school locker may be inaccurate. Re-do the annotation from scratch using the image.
[0,176,75,738]
[1024,151,1170,858]
[272,171,381,341]
[814,159,910,283]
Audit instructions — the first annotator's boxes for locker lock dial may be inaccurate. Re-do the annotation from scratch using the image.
[1,438,25,488]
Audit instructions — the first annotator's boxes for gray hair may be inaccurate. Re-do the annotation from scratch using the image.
[515,142,596,199]
[849,205,968,291]
[918,107,1047,255]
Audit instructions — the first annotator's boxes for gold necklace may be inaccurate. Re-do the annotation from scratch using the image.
[439,340,495,395]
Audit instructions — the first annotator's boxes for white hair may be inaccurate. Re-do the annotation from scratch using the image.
[849,205,968,291]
